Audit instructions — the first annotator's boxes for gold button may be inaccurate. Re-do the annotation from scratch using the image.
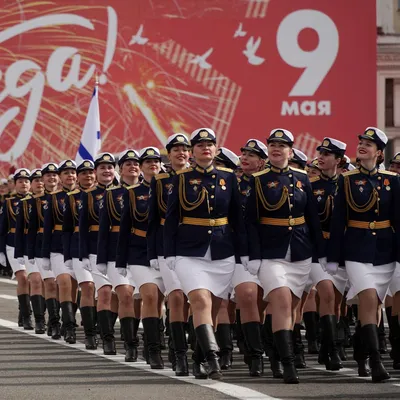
[211,195,215,199]
[378,176,382,180]
[210,219,215,226]
[377,186,381,190]
[290,194,293,197]
[289,174,293,178]
[372,232,377,236]
[212,175,216,178]
[290,184,293,187]
[208,230,212,234]
[210,207,213,211]
[288,227,293,231]
[289,218,295,226]
[375,209,379,214]
[369,222,376,230]
[211,185,215,189]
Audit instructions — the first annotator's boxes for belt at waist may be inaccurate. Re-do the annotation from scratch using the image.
[74,226,79,233]
[131,228,146,237]
[160,218,165,226]
[54,225,62,231]
[37,228,44,234]
[348,220,391,230]
[111,226,119,233]
[259,216,305,227]
[182,217,228,227]
[322,231,330,239]
[9,228,16,233]
[89,225,99,232]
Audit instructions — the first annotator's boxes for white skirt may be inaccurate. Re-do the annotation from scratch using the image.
[50,252,76,280]
[159,256,182,295]
[35,258,55,280]
[259,248,311,299]
[128,264,165,295]
[24,255,40,276]
[6,245,25,274]
[175,246,235,300]
[346,261,395,303]
[303,276,314,294]
[89,254,112,290]
[72,258,94,285]
[107,261,131,291]
[232,263,262,288]
[389,262,400,295]
[309,262,348,296]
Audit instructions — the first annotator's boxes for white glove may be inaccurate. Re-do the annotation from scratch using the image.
[117,268,127,277]
[81,258,92,272]
[28,259,36,266]
[326,262,339,276]
[318,257,327,272]
[240,256,249,269]
[247,259,261,276]
[149,259,159,271]
[64,259,73,269]
[166,256,176,271]
[17,257,25,265]
[97,263,107,275]
[42,258,51,271]
[0,252,6,265]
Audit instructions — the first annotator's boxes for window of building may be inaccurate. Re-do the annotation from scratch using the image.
[385,78,394,127]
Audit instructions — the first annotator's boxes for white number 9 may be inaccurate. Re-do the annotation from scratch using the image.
[277,10,339,97]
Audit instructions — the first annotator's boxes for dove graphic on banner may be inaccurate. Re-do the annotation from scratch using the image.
[76,85,101,163]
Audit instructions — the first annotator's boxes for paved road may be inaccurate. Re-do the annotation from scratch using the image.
[1,278,400,400]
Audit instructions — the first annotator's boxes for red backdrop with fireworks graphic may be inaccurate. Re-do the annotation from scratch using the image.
[0,0,376,175]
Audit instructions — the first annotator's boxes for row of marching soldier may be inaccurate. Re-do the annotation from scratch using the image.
[1,126,400,385]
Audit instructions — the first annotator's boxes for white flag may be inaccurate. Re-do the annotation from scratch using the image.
[76,85,101,163]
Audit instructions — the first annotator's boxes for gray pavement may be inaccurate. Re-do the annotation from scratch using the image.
[0,278,400,400]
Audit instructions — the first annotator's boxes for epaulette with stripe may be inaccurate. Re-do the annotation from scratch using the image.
[216,166,233,173]
[21,195,32,201]
[290,166,307,174]
[85,187,98,193]
[343,169,360,176]
[176,167,193,175]
[380,170,397,176]
[67,189,80,196]
[107,185,122,191]
[33,193,45,198]
[253,168,270,177]
[309,176,321,183]
[155,173,170,181]
[126,184,141,190]
[50,189,63,195]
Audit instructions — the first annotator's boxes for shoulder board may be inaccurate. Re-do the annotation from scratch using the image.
[85,187,97,193]
[67,189,80,196]
[176,167,193,175]
[50,189,62,195]
[126,184,140,190]
[21,195,32,201]
[253,168,270,177]
[107,185,121,191]
[155,173,170,181]
[216,166,233,173]
[309,176,320,183]
[289,166,307,175]
[380,170,397,176]
[343,169,360,176]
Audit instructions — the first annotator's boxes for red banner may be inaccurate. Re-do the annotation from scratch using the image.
[0,0,376,174]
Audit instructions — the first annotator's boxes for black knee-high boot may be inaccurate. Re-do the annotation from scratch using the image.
[263,314,283,378]
[30,295,45,334]
[195,324,222,380]
[120,317,137,362]
[18,294,33,330]
[390,315,400,369]
[293,323,306,368]
[362,324,390,383]
[60,301,76,344]
[170,321,189,376]
[142,317,164,369]
[80,306,97,349]
[235,309,245,354]
[303,311,320,354]
[98,310,116,355]
[192,340,208,379]
[46,298,61,339]
[242,321,263,376]
[319,315,342,370]
[353,321,370,377]
[215,323,233,370]
[378,310,387,354]
[273,330,299,384]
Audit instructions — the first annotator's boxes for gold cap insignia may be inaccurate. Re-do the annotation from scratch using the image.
[147,149,155,155]
[177,136,185,142]
[66,161,73,167]
[323,140,329,147]
[104,155,111,161]
[128,151,135,157]
[49,165,55,171]
[84,161,91,167]
[20,171,27,176]
[365,129,375,137]
[36,171,42,176]
[274,130,284,138]
[248,141,256,148]
[199,131,209,138]
[396,154,400,160]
